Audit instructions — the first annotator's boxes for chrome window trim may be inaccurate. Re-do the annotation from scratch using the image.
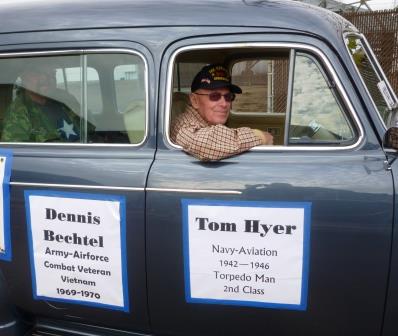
[82,53,88,143]
[230,111,287,117]
[165,42,364,152]
[146,187,241,194]
[10,182,241,194]
[0,321,16,330]
[284,49,296,145]
[343,32,398,130]
[0,48,149,147]
[10,181,144,191]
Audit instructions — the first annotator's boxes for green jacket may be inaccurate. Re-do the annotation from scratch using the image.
[1,92,81,142]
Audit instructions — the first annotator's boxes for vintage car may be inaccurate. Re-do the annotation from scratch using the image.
[0,0,397,335]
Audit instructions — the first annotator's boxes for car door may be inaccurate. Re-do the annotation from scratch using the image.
[346,34,398,336]
[383,156,398,336]
[0,35,154,333]
[146,35,393,336]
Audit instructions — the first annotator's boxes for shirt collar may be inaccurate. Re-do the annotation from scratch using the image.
[186,105,210,127]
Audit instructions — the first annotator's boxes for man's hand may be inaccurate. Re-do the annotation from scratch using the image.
[253,129,274,145]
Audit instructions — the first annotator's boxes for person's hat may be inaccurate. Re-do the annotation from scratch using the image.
[191,64,242,94]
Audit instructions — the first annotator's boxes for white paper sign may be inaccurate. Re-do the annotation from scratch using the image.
[182,199,311,310]
[0,150,12,261]
[25,190,129,311]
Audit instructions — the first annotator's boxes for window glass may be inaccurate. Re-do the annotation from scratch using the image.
[231,58,289,114]
[346,36,394,126]
[53,66,82,117]
[289,53,355,144]
[0,52,146,144]
[169,47,356,147]
[114,64,145,113]
[87,53,146,144]
[55,67,101,116]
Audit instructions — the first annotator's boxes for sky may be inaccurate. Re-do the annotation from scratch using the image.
[336,0,397,10]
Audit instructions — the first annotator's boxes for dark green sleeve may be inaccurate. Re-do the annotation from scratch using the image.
[1,99,32,142]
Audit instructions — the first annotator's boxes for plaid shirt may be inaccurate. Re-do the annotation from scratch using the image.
[170,105,262,161]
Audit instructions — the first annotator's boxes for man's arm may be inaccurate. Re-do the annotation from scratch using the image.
[1,102,31,142]
[175,123,269,161]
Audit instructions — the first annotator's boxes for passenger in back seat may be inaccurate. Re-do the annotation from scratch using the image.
[1,66,84,142]
[170,64,273,161]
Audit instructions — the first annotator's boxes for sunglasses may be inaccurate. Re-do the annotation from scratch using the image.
[194,92,236,102]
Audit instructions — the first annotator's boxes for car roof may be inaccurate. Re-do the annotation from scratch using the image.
[0,0,357,39]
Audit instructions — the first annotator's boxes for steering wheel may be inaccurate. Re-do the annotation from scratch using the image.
[289,123,341,141]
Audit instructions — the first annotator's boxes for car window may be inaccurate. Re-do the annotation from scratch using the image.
[289,53,355,144]
[169,46,357,147]
[0,52,146,145]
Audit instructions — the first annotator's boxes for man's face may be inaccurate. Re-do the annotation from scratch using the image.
[190,88,232,125]
[21,70,53,97]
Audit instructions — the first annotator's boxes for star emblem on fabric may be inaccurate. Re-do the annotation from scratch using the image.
[58,119,77,140]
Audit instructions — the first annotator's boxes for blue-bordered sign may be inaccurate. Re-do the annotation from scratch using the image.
[0,149,13,262]
[182,199,311,311]
[24,190,129,312]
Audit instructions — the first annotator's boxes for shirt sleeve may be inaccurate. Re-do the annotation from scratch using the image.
[175,123,262,161]
[1,102,31,142]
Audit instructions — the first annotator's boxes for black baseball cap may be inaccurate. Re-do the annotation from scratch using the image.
[191,64,242,94]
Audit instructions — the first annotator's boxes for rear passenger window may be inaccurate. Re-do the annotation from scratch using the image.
[0,52,146,144]
[168,46,358,147]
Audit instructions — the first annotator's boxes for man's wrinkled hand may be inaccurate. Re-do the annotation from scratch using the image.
[253,129,274,145]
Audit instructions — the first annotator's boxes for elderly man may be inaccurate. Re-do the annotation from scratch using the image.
[1,66,81,142]
[171,64,273,161]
